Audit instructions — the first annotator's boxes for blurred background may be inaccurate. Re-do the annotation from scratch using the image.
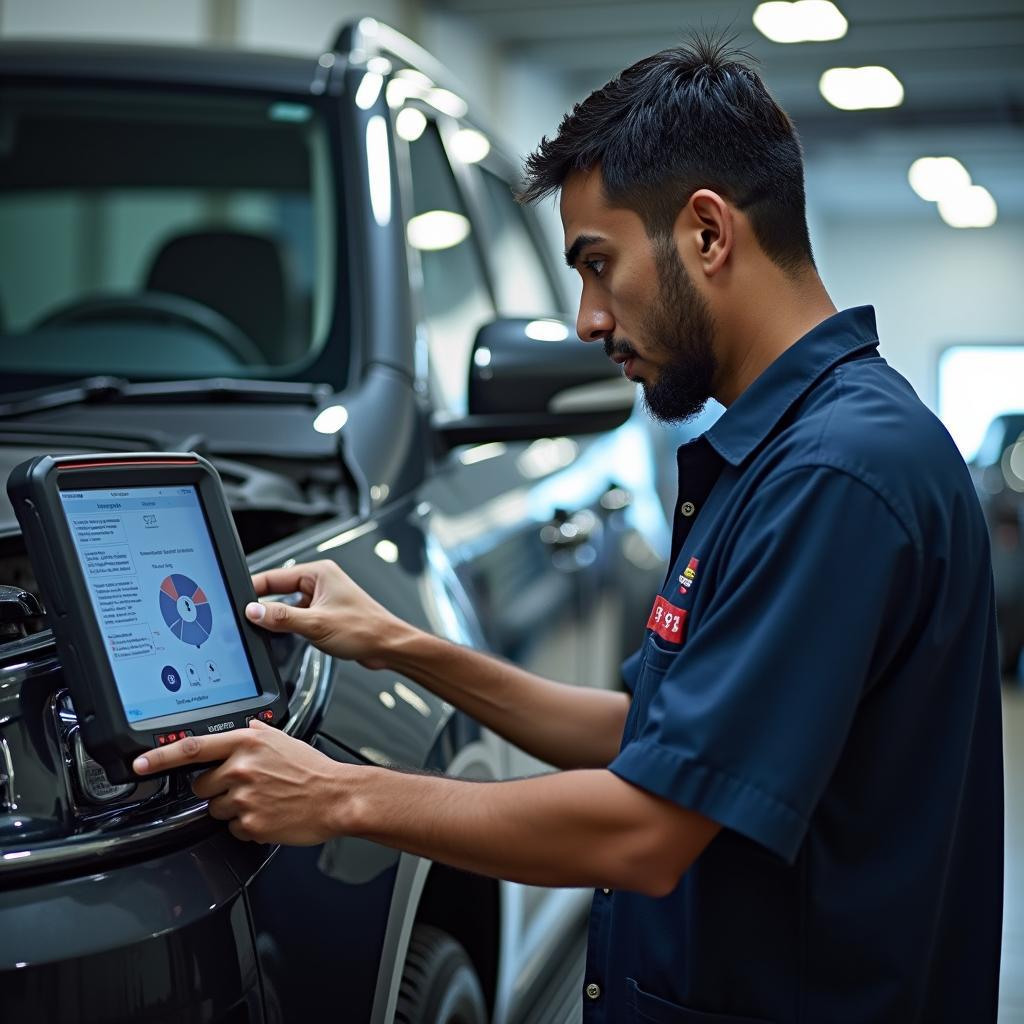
[1,0,1021,1016]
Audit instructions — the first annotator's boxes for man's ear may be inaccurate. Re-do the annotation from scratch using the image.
[674,189,733,278]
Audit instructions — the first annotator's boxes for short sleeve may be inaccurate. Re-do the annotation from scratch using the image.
[609,465,919,862]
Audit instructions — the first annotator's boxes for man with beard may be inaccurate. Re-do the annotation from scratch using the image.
[135,35,1003,1023]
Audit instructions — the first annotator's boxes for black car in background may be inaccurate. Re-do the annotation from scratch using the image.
[0,20,671,1023]
[971,412,1024,679]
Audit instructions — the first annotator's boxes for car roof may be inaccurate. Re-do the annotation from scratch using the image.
[0,40,326,95]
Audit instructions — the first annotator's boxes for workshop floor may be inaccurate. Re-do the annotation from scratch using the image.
[1002,686,1024,1023]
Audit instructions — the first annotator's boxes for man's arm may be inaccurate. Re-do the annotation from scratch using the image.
[134,723,719,896]
[248,561,630,770]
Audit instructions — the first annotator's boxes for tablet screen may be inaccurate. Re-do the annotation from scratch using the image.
[59,484,260,724]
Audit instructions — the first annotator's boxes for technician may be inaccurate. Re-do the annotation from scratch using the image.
[135,36,1004,1022]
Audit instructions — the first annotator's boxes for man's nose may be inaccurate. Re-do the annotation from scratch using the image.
[576,303,614,344]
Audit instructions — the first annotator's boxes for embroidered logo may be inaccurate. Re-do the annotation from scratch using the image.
[678,556,699,595]
[646,595,688,645]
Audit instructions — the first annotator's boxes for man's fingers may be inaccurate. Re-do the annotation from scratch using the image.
[133,730,247,775]
[251,565,325,599]
[245,598,319,637]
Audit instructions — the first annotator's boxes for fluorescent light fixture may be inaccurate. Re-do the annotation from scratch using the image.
[406,210,470,251]
[355,71,384,111]
[312,404,349,434]
[366,116,392,226]
[450,128,490,164]
[374,540,399,563]
[395,107,427,141]
[753,1,847,43]
[525,319,570,342]
[819,65,903,110]
[426,88,468,118]
[908,157,971,202]
[938,185,998,228]
[268,102,311,123]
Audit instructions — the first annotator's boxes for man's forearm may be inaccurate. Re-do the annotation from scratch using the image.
[381,625,630,769]
[339,765,717,896]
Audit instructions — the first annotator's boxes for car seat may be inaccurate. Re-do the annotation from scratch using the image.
[146,229,302,365]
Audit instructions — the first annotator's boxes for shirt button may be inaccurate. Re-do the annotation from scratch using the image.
[586,982,601,1000]
[680,501,696,517]
[602,888,611,895]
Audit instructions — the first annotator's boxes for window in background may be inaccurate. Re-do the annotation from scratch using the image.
[937,345,1024,462]
[406,124,494,416]
[476,167,562,317]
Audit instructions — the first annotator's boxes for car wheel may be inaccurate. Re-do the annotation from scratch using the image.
[395,924,488,1024]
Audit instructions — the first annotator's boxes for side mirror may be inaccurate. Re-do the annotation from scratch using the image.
[432,318,635,449]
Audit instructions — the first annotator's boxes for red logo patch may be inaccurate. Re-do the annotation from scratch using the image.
[646,595,688,644]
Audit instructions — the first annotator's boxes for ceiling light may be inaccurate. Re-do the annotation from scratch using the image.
[450,128,490,164]
[395,107,427,141]
[312,404,349,434]
[908,157,971,202]
[753,1,847,43]
[819,66,903,110]
[366,56,392,75]
[426,88,468,118]
[407,210,470,251]
[525,319,569,342]
[938,185,998,229]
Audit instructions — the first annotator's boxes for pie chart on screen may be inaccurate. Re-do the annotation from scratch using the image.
[159,574,213,648]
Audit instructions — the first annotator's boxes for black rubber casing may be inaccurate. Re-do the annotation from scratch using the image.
[7,452,288,783]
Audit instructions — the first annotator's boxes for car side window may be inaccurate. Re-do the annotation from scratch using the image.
[406,124,495,417]
[476,167,562,317]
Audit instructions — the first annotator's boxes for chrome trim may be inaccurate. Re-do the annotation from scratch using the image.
[0,736,15,812]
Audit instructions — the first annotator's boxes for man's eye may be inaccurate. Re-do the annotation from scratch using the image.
[582,258,606,277]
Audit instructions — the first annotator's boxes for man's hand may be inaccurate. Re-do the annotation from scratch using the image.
[133,720,351,845]
[246,559,408,668]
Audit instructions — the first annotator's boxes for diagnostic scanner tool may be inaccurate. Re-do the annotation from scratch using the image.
[8,452,288,783]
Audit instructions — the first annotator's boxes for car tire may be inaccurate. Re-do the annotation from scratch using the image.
[395,924,488,1024]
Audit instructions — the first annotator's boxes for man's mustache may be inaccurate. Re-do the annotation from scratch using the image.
[604,337,638,361]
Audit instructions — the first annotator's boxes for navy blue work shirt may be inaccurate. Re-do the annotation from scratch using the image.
[585,306,1004,1023]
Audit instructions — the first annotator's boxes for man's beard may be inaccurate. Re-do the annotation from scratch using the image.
[605,243,717,423]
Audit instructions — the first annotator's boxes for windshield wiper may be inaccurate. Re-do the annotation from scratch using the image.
[0,376,334,419]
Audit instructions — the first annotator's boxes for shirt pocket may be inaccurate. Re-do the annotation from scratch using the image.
[620,637,677,746]
[627,978,775,1024]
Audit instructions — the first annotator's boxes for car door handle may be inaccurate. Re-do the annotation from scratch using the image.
[540,509,597,548]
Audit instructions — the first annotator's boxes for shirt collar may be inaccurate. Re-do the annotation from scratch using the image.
[704,305,879,467]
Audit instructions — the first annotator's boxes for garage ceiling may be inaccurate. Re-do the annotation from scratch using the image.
[434,0,1024,217]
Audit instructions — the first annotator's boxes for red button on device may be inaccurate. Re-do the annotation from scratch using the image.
[258,710,274,722]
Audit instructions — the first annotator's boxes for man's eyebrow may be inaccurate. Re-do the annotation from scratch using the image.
[564,233,604,268]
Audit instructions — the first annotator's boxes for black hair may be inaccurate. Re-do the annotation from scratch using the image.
[519,32,814,273]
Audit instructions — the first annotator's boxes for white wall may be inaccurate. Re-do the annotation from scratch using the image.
[0,0,206,43]
[814,214,1024,410]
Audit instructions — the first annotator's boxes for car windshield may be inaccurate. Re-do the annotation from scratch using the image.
[0,85,337,386]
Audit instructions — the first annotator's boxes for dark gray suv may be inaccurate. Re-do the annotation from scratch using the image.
[0,19,670,1023]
